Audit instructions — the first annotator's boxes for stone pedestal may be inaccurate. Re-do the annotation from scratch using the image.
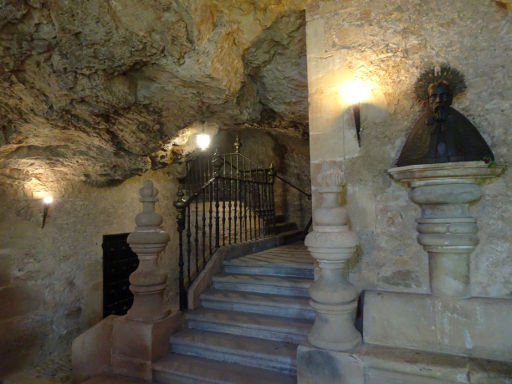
[388,162,504,297]
[111,313,181,380]
[304,164,361,351]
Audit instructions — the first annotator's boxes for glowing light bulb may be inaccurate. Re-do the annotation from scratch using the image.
[43,196,54,205]
[338,79,371,104]
[196,134,211,151]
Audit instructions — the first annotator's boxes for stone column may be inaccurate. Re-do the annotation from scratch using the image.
[304,164,361,351]
[389,162,504,298]
[112,180,181,380]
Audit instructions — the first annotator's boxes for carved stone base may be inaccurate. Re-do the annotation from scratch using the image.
[111,312,182,381]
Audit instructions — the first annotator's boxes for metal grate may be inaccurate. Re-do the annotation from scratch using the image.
[102,233,138,318]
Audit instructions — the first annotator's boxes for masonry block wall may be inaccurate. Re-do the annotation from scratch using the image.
[306,0,512,296]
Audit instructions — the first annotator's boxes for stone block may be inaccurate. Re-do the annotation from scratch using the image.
[111,312,182,381]
[0,316,38,355]
[0,253,14,286]
[364,291,512,361]
[305,17,325,58]
[299,343,512,384]
[0,285,41,320]
[0,316,39,377]
[310,132,343,162]
[72,315,117,384]
[297,343,364,384]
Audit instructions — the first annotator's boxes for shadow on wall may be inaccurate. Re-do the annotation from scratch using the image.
[0,259,43,377]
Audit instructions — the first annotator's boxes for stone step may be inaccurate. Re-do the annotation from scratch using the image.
[153,353,296,384]
[212,273,311,297]
[186,308,312,343]
[169,329,297,375]
[275,222,298,234]
[200,288,315,320]
[223,258,313,279]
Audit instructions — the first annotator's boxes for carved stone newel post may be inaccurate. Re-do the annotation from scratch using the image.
[126,180,170,321]
[112,180,179,381]
[305,164,361,350]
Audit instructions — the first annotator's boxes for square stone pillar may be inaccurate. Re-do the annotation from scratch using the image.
[111,313,181,381]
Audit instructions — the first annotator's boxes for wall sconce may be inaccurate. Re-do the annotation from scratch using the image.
[41,196,53,228]
[196,133,211,151]
[338,79,371,146]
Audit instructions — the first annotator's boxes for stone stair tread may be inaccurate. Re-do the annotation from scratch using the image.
[223,250,314,278]
[201,288,312,309]
[200,288,315,320]
[186,307,312,334]
[225,256,313,269]
[153,353,296,384]
[213,273,311,288]
[170,328,297,364]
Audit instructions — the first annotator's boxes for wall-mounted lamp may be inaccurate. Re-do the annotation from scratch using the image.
[41,196,53,228]
[338,79,371,146]
[196,133,211,151]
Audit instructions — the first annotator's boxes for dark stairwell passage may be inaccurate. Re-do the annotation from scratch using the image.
[152,243,315,384]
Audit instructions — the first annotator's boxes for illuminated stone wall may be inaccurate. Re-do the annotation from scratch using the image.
[0,128,309,378]
[306,0,512,296]
[0,170,180,377]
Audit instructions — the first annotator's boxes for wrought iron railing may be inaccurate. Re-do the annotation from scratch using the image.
[174,138,276,310]
[274,173,312,238]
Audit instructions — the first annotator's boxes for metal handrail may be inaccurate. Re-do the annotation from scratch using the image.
[174,145,276,310]
[274,174,311,199]
[174,137,312,310]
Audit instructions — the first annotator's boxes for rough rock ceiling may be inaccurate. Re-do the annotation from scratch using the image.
[0,0,308,191]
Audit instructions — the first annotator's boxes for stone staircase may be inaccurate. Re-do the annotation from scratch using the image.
[152,243,315,384]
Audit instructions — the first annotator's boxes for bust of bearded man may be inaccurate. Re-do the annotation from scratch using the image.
[396,66,494,167]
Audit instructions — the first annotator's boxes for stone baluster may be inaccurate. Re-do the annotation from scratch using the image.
[126,179,170,321]
[389,162,504,298]
[305,164,361,351]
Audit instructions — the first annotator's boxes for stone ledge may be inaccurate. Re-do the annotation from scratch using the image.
[297,342,512,384]
[363,290,512,361]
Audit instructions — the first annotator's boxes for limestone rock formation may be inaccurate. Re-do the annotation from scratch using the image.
[0,0,308,191]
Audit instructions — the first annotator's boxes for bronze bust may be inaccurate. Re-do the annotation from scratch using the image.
[396,65,494,166]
